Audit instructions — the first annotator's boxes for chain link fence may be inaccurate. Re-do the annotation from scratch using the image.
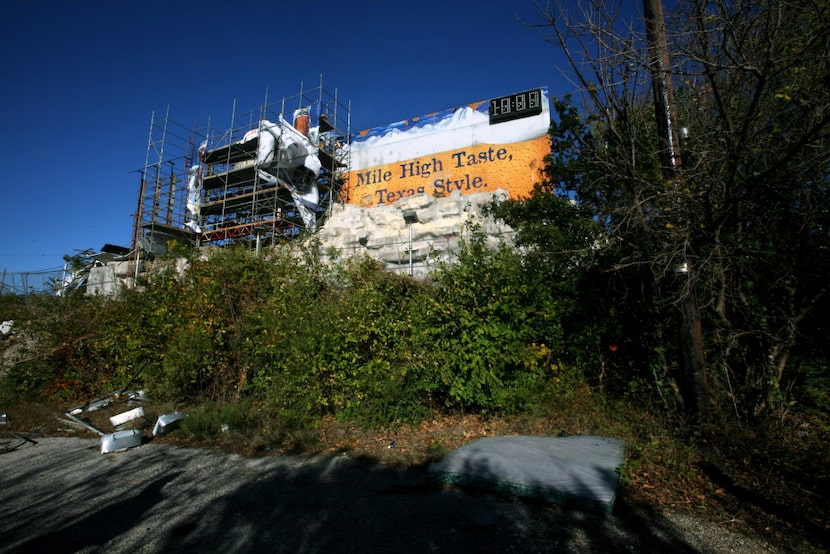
[0,269,67,296]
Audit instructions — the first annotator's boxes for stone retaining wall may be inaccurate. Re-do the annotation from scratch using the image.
[86,190,513,294]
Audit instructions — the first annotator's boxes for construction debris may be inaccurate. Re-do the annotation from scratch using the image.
[109,406,146,427]
[57,362,185,454]
[60,412,105,436]
[0,413,39,454]
[62,391,189,453]
[1,431,38,454]
[152,412,188,437]
[100,429,142,454]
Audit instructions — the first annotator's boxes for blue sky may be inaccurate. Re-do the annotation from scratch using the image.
[0,0,625,275]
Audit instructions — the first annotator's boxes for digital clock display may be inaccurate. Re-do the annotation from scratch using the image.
[489,88,544,124]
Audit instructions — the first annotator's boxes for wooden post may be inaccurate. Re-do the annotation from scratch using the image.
[644,0,708,421]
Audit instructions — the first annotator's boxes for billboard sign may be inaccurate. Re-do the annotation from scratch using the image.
[344,87,551,207]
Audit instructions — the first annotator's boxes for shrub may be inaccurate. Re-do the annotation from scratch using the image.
[412,233,571,412]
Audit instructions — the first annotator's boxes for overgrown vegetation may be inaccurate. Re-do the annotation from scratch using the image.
[0,239,584,427]
[1,233,827,547]
[533,0,830,426]
[1,0,828,549]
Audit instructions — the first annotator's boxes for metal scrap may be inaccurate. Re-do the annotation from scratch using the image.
[61,363,151,452]
[0,413,38,453]
[55,362,190,453]
[61,412,105,436]
[152,412,188,437]
[100,429,142,454]
[1,432,38,453]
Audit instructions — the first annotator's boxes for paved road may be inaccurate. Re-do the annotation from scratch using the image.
[0,435,784,553]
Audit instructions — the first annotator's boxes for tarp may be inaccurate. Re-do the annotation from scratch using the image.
[428,435,624,514]
[256,117,321,231]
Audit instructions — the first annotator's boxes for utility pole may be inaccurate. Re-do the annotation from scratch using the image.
[643,0,708,422]
[644,0,682,176]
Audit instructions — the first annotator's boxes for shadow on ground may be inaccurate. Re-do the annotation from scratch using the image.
[697,461,830,547]
[0,437,738,553]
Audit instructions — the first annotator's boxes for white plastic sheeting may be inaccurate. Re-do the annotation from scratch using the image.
[190,115,325,234]
[254,117,322,231]
[185,141,207,233]
[185,163,203,233]
[0,320,13,337]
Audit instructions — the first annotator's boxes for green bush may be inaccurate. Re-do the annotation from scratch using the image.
[1,238,577,425]
[179,400,256,439]
[412,233,571,412]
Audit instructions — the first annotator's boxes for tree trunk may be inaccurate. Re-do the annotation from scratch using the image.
[679,282,708,421]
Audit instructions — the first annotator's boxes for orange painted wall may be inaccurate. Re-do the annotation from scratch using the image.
[344,134,550,207]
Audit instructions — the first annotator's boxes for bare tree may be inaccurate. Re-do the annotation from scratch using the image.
[531,0,830,420]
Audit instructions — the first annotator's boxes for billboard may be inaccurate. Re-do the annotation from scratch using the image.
[344,87,551,207]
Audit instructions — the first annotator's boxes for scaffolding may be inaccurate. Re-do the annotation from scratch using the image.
[132,79,350,258]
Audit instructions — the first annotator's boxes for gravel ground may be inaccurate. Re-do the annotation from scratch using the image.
[0,435,799,553]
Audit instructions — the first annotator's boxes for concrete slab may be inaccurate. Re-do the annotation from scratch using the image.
[428,435,625,514]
